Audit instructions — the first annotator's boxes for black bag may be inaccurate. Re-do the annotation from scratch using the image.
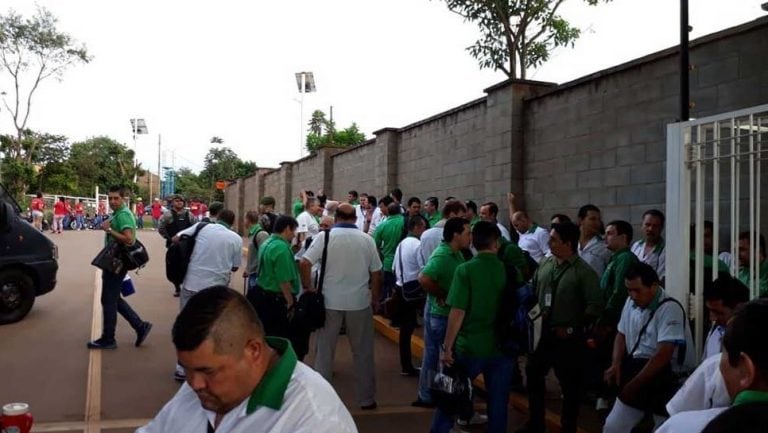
[292,229,329,332]
[91,241,125,274]
[397,241,426,302]
[429,365,473,416]
[122,239,149,271]
[165,222,209,285]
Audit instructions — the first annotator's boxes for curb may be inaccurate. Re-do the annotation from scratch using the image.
[373,315,590,433]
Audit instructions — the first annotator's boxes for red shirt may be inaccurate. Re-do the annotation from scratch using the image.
[135,202,144,217]
[54,201,68,216]
[98,202,107,215]
[190,203,200,217]
[75,203,84,215]
[31,198,44,211]
[151,203,163,219]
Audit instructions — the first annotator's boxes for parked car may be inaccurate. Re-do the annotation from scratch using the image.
[0,184,58,324]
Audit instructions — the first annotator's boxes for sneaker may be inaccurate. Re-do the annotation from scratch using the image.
[457,413,488,426]
[135,322,153,347]
[400,367,421,377]
[360,402,377,410]
[174,366,186,382]
[411,399,436,408]
[87,338,117,349]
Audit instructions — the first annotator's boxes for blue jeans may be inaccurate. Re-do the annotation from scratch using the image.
[136,215,143,229]
[76,215,84,229]
[101,270,144,342]
[417,306,448,402]
[430,354,513,433]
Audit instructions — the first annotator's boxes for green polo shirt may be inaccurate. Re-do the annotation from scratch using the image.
[498,238,526,285]
[246,337,297,412]
[106,204,136,245]
[447,252,506,358]
[427,213,442,229]
[469,216,481,229]
[599,247,638,326]
[373,214,405,272]
[292,199,303,217]
[257,234,300,294]
[738,260,768,298]
[422,242,466,317]
[733,390,768,407]
[533,255,604,328]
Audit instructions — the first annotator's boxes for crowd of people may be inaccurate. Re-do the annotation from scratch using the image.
[84,184,768,433]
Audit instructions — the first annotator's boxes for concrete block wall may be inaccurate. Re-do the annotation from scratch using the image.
[331,139,381,198]
[291,154,324,196]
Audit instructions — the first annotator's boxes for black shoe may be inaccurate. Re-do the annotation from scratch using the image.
[87,338,117,349]
[400,367,421,377]
[360,402,377,410]
[411,399,436,408]
[135,322,153,347]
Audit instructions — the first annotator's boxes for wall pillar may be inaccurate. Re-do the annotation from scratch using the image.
[373,127,400,195]
[280,161,293,215]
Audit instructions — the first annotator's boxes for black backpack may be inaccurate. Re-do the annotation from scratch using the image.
[165,222,209,285]
[165,209,193,247]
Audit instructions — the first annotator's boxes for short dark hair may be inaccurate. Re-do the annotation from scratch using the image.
[472,221,500,250]
[551,222,580,253]
[607,220,633,244]
[465,200,477,214]
[36,192,43,198]
[245,210,259,224]
[739,231,767,256]
[481,202,499,218]
[390,188,403,202]
[367,195,377,208]
[407,196,421,207]
[643,209,666,226]
[722,300,768,381]
[443,217,469,243]
[348,190,358,199]
[624,262,660,287]
[218,209,235,226]
[172,286,264,353]
[108,185,125,195]
[388,202,402,216]
[441,200,467,219]
[273,215,298,234]
[691,221,715,248]
[407,215,427,232]
[550,213,572,224]
[209,201,224,216]
[577,204,600,220]
[445,196,457,202]
[380,196,394,207]
[705,273,751,308]
[426,197,439,208]
[335,205,356,221]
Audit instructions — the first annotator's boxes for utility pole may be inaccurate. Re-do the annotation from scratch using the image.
[680,0,690,121]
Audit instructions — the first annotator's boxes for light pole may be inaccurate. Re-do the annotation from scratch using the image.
[130,118,148,183]
[294,71,316,157]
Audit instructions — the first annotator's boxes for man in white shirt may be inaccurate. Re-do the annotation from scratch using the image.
[577,204,611,277]
[299,203,383,410]
[138,286,356,433]
[511,210,551,263]
[630,209,666,283]
[171,209,243,381]
[393,214,427,376]
[702,274,750,360]
[479,201,511,241]
[419,200,467,263]
[295,197,322,257]
[368,196,393,235]
[602,262,695,433]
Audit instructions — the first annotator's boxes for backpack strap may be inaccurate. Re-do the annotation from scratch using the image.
[627,297,687,364]
[316,229,331,295]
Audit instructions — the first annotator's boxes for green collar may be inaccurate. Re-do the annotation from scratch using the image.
[526,223,538,234]
[638,238,665,253]
[269,233,289,245]
[733,390,768,407]
[249,223,263,236]
[217,220,232,230]
[611,247,632,259]
[246,337,297,413]
[643,287,664,311]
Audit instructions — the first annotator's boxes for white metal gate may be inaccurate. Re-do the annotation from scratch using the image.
[666,104,767,358]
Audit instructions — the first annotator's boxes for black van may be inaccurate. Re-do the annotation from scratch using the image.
[0,184,58,324]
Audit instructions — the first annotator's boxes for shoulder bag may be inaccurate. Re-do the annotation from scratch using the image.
[292,229,329,332]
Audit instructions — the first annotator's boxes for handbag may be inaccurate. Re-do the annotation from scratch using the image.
[292,229,329,332]
[397,242,426,302]
[122,239,149,271]
[429,364,473,416]
[91,241,125,274]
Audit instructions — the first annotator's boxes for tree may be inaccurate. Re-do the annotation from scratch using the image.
[308,110,326,136]
[68,137,140,196]
[199,147,257,202]
[174,167,207,201]
[438,0,607,79]
[0,7,90,199]
[305,110,366,152]
[0,129,67,198]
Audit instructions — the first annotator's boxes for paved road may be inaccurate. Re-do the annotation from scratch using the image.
[0,228,531,433]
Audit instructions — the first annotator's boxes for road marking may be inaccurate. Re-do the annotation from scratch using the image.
[84,270,103,433]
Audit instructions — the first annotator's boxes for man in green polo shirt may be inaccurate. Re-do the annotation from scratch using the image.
[521,221,604,433]
[412,217,470,408]
[87,185,152,350]
[431,221,512,433]
[140,286,356,433]
[737,231,767,297]
[423,197,441,228]
[373,202,407,309]
[248,216,299,344]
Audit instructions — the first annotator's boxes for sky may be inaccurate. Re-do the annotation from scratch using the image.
[0,0,764,174]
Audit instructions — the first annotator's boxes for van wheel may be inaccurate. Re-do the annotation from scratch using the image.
[0,270,35,325]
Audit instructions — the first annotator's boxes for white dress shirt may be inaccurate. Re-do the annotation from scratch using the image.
[177,222,242,292]
[497,223,511,242]
[419,226,444,264]
[518,224,551,263]
[666,353,730,416]
[578,235,612,277]
[367,208,384,235]
[631,239,666,280]
[655,408,726,433]
[394,237,425,286]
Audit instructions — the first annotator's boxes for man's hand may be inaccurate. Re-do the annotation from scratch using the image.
[604,363,621,386]
[507,193,516,205]
[101,219,111,232]
[440,347,454,367]
[436,298,447,307]
[171,235,181,244]
[242,270,249,278]
[618,378,643,407]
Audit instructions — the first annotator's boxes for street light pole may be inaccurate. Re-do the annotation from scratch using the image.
[294,71,316,158]
[680,0,690,121]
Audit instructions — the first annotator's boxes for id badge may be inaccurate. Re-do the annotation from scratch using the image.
[545,293,552,307]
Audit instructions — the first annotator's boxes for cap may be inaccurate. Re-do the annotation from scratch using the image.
[260,196,276,206]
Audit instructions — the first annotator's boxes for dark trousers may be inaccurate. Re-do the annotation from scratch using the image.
[526,331,586,433]
[394,290,422,371]
[101,269,143,342]
[247,287,309,360]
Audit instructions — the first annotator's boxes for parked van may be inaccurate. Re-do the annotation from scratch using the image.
[0,184,58,324]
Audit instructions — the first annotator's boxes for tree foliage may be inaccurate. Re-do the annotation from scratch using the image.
[68,136,142,196]
[438,0,607,79]
[305,110,366,152]
[198,146,257,202]
[0,6,90,200]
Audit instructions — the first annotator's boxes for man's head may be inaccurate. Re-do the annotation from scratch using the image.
[443,217,471,250]
[738,231,766,267]
[690,221,716,254]
[641,209,665,244]
[319,215,334,230]
[36,192,42,199]
[705,273,750,328]
[305,197,322,217]
[173,286,270,415]
[550,213,572,226]
[472,221,500,253]
[334,203,357,223]
[624,262,660,309]
[464,200,477,219]
[407,215,428,238]
[259,196,276,213]
[273,215,298,242]
[347,190,358,203]
[424,197,439,216]
[171,194,186,211]
[479,202,499,223]
[605,220,633,252]
[387,202,402,217]
[720,300,768,399]
[218,210,235,227]
[511,211,532,233]
[364,195,376,210]
[390,188,403,204]
[209,201,224,218]
[379,196,394,216]
[549,222,579,259]
[244,210,259,226]
[107,186,127,211]
[440,200,467,220]
[577,204,602,236]
[406,197,421,217]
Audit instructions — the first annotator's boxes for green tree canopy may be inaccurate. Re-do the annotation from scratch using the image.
[199,146,257,202]
[305,110,366,152]
[68,136,141,196]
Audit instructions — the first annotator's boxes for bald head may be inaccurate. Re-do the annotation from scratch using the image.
[511,211,532,233]
[335,203,357,222]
